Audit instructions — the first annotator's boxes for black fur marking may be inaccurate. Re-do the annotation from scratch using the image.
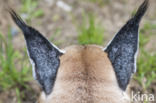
[105,0,148,91]
[9,10,62,95]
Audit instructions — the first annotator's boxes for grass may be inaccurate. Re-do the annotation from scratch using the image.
[0,29,32,102]
[0,1,43,101]
[129,9,156,94]
[134,22,156,94]
[20,0,44,23]
[78,14,104,45]
[135,35,156,92]
[88,0,110,6]
[50,28,64,46]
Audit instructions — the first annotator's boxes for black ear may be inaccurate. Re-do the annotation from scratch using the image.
[9,9,64,95]
[104,0,148,91]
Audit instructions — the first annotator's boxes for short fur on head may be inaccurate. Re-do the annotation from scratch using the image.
[9,0,148,103]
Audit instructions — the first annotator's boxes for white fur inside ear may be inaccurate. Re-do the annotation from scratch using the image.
[103,32,117,51]
[29,58,37,80]
[51,42,66,54]
[133,50,138,73]
[26,50,37,80]
[133,32,139,73]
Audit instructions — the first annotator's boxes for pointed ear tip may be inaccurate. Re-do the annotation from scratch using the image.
[6,7,15,15]
[143,0,149,8]
[3,4,12,12]
[7,8,18,20]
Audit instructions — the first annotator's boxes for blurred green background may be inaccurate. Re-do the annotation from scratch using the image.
[0,0,156,103]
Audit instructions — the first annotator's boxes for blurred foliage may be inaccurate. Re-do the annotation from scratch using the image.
[88,0,110,6]
[20,0,44,23]
[0,30,32,102]
[50,28,64,46]
[78,14,104,45]
[16,87,21,103]
[134,22,156,93]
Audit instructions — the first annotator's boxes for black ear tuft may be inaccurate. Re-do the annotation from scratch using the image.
[9,9,64,95]
[8,8,27,33]
[133,0,149,24]
[104,0,148,91]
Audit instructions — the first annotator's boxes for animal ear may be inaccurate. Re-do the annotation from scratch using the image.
[104,0,148,91]
[9,9,65,95]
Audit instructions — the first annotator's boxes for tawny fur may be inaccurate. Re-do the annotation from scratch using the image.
[38,45,130,103]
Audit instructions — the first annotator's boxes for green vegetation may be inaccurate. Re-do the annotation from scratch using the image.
[78,14,104,45]
[50,28,64,46]
[0,30,32,102]
[88,0,110,6]
[20,0,44,23]
[134,22,156,93]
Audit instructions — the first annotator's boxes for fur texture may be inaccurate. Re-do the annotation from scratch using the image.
[39,45,129,103]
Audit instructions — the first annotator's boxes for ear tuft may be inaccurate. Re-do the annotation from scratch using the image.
[133,0,149,24]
